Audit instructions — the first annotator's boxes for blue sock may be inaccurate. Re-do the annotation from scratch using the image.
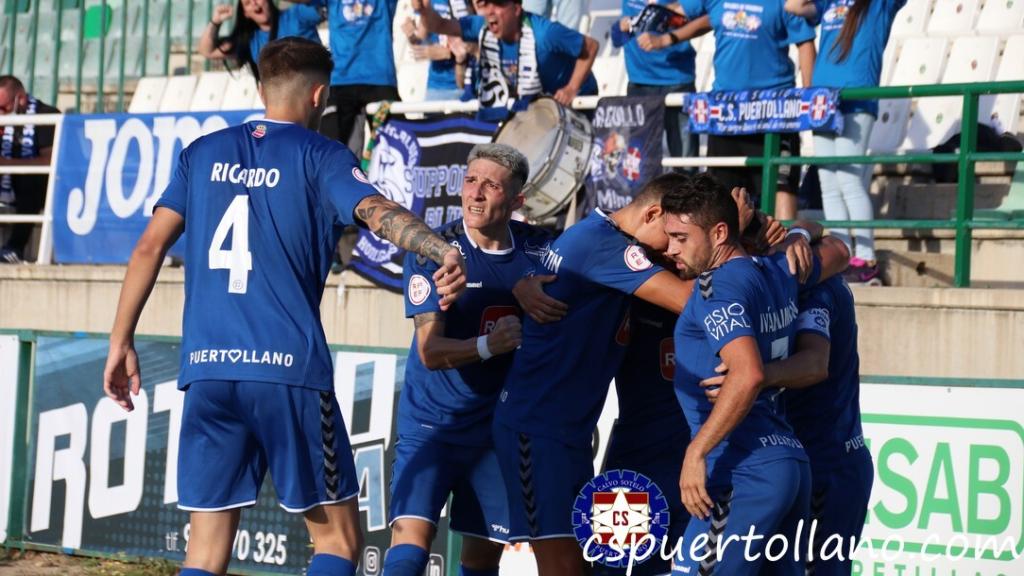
[179,570,218,576]
[382,543,429,576]
[307,553,356,576]
[459,567,499,576]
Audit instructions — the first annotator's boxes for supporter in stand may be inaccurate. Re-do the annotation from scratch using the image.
[412,0,598,108]
[198,0,325,82]
[0,75,60,264]
[786,0,906,283]
[402,0,476,101]
[670,0,817,219]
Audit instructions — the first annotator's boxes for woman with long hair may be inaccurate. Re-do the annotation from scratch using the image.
[787,0,906,283]
[199,0,324,82]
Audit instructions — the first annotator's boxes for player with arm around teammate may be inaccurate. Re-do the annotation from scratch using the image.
[102,38,467,576]
[383,143,563,576]
[661,174,848,575]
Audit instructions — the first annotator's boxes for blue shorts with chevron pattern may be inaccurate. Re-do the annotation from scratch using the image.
[672,458,811,576]
[492,421,594,541]
[178,380,359,513]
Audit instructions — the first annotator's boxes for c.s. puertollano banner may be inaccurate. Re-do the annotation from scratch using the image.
[52,111,261,264]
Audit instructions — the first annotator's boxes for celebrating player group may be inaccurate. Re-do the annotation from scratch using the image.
[103,36,871,576]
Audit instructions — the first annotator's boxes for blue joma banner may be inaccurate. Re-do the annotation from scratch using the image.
[52,110,262,264]
[687,87,843,135]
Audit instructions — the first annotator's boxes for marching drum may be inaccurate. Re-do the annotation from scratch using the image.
[493,97,593,223]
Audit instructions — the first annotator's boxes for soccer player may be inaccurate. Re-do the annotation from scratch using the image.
[384,143,561,576]
[662,173,848,575]
[704,271,871,576]
[491,172,696,576]
[102,38,467,576]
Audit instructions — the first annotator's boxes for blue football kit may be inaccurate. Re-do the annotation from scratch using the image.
[492,208,663,540]
[390,219,551,542]
[785,276,872,576]
[671,252,818,575]
[679,0,816,91]
[622,0,696,87]
[155,119,378,512]
[596,298,690,576]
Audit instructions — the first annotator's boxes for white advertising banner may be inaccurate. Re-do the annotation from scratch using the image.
[0,334,20,543]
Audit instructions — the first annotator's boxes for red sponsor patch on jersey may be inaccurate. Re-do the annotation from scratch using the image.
[660,337,676,381]
[352,167,370,184]
[479,305,519,335]
[615,310,631,346]
[252,123,267,138]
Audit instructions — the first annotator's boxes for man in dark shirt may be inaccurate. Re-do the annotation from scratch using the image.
[0,75,60,263]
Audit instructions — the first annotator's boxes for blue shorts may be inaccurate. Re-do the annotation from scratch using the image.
[178,380,359,513]
[672,458,811,576]
[492,421,594,541]
[389,434,511,543]
[804,450,873,576]
[594,427,690,576]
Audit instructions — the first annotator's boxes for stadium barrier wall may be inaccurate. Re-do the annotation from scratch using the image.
[1,329,1022,575]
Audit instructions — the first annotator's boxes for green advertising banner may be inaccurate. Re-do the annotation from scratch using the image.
[17,334,450,575]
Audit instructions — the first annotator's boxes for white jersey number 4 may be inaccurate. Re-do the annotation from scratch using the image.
[208,195,253,294]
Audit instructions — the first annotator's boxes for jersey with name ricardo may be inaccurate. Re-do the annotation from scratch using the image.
[154,120,378,391]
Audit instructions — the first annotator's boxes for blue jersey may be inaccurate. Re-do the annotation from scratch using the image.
[673,252,819,470]
[248,4,324,62]
[459,13,599,96]
[313,0,398,86]
[784,275,866,475]
[623,0,696,86]
[425,0,468,91]
[154,120,378,391]
[494,209,662,447]
[400,220,552,446]
[612,298,689,452]
[811,0,906,116]
[680,0,815,91]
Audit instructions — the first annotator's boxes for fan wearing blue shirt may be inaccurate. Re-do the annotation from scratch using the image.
[661,175,849,575]
[676,0,817,219]
[594,298,691,576]
[384,144,560,576]
[412,0,598,108]
[199,0,325,83]
[103,38,468,576]
[402,0,475,101]
[786,0,906,282]
[708,273,870,576]
[492,173,696,576]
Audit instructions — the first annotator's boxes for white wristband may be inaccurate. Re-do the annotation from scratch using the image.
[476,335,493,361]
[787,227,812,243]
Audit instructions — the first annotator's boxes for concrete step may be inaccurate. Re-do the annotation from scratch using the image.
[873,230,1024,288]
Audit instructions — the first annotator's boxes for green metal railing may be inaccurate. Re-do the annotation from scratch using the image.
[3,0,221,113]
[751,80,1024,288]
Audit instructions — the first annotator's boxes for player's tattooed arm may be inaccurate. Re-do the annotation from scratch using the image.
[413,312,522,370]
[356,195,467,309]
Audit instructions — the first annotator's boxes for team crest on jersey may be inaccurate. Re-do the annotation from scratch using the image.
[479,306,519,335]
[252,123,267,138]
[408,274,432,305]
[352,167,370,184]
[572,469,670,569]
[624,245,653,272]
[615,311,630,346]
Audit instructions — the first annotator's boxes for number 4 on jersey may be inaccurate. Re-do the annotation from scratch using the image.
[209,195,253,294]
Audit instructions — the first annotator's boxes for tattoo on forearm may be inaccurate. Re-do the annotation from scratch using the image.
[356,195,451,264]
[414,312,443,328]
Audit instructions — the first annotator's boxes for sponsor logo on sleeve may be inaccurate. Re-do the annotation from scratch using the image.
[624,245,653,272]
[407,274,432,306]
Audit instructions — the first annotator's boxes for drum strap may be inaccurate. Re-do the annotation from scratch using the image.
[476,15,541,108]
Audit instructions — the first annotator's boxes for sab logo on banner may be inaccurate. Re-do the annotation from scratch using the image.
[52,110,262,264]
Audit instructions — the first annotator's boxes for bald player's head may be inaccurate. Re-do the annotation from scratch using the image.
[256,37,333,130]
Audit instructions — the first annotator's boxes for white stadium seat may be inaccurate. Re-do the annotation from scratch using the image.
[222,71,260,110]
[891,0,933,39]
[927,0,981,36]
[869,37,948,153]
[977,0,1024,35]
[880,41,900,86]
[190,72,231,112]
[904,36,999,150]
[594,54,628,96]
[696,34,715,92]
[158,75,198,112]
[588,10,625,59]
[984,35,1024,134]
[128,76,167,113]
[397,60,431,103]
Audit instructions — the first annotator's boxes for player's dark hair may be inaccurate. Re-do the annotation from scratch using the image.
[832,0,870,63]
[218,0,281,83]
[633,172,691,206]
[661,172,740,240]
[258,37,332,90]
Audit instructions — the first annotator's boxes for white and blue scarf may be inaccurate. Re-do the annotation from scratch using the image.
[0,95,38,205]
[477,15,541,109]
